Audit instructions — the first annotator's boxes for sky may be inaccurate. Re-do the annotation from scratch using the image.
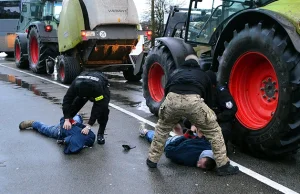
[133,0,222,19]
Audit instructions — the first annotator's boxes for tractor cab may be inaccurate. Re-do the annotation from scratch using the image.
[17,0,62,32]
[185,0,253,46]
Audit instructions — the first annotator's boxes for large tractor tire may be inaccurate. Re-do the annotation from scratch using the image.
[218,22,300,158]
[57,56,81,84]
[14,36,28,69]
[143,43,176,116]
[28,27,58,74]
[123,66,142,82]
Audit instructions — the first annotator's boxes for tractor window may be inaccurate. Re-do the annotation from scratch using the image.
[53,2,62,21]
[42,1,54,17]
[21,3,27,12]
[30,3,43,19]
[186,0,250,45]
[174,29,185,39]
[0,0,20,19]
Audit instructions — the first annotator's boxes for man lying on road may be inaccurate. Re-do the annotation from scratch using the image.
[140,124,216,171]
[147,54,239,176]
[19,114,95,154]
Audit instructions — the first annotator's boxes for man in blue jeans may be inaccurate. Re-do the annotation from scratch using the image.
[19,114,96,154]
[140,125,216,170]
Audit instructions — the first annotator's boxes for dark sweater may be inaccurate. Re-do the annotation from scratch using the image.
[164,67,214,107]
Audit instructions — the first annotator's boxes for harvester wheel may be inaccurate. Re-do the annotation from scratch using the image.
[143,43,176,116]
[15,36,28,69]
[123,66,142,82]
[28,27,58,74]
[57,56,81,84]
[218,22,300,158]
[6,52,14,58]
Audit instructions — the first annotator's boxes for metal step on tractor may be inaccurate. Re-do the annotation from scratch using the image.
[134,0,300,158]
[45,0,147,84]
[14,0,61,73]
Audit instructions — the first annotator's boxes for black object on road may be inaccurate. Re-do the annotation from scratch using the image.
[122,144,136,151]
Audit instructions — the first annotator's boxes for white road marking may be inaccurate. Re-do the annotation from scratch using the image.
[0,63,299,194]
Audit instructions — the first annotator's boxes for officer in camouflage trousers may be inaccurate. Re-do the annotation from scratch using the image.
[147,54,239,176]
[62,71,110,145]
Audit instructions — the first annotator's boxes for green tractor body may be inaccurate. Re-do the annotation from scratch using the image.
[141,0,300,158]
[52,0,145,84]
[14,0,62,73]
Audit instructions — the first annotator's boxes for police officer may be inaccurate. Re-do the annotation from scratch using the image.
[62,71,110,145]
[205,70,237,145]
[147,54,239,176]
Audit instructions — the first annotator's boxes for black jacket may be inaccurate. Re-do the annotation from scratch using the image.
[211,85,237,122]
[62,71,110,126]
[164,67,213,107]
[164,136,212,167]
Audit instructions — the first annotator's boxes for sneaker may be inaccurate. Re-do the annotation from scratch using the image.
[57,140,65,145]
[139,122,148,137]
[19,120,34,130]
[146,158,157,168]
[97,134,105,144]
[139,128,148,137]
[217,161,239,176]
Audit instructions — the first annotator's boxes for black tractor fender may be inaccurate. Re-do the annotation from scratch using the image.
[155,37,196,68]
[133,51,148,75]
[211,9,300,71]
[27,21,58,43]
[16,33,28,56]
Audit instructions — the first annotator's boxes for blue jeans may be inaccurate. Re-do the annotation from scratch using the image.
[32,115,83,139]
[145,130,181,147]
[144,130,155,143]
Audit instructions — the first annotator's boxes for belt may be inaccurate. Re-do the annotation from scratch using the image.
[77,76,99,82]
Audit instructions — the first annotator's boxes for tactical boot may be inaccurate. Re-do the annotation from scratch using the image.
[146,158,157,168]
[97,134,105,144]
[217,162,239,176]
[19,120,34,130]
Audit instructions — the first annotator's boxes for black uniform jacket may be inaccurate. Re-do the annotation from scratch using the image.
[212,85,237,122]
[164,67,214,107]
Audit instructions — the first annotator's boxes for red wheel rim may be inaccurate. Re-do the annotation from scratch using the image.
[60,66,65,80]
[229,52,279,130]
[148,62,165,102]
[30,36,39,65]
[15,43,20,61]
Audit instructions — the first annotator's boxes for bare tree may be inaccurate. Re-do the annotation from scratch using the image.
[141,0,185,46]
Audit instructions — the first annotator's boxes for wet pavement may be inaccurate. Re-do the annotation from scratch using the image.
[0,56,299,194]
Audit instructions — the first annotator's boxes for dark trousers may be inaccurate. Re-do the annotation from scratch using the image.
[219,122,232,144]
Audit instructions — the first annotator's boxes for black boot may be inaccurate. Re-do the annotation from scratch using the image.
[217,161,239,176]
[146,158,157,168]
[97,134,105,144]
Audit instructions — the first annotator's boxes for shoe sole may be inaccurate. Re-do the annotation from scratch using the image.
[97,141,105,145]
[19,123,25,130]
[217,170,239,176]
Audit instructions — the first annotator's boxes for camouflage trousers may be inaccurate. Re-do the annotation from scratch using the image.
[148,92,229,167]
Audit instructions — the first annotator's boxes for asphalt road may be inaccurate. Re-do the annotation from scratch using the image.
[0,55,299,194]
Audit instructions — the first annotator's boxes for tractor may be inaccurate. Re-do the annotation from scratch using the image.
[14,0,61,73]
[46,0,146,84]
[136,0,300,158]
